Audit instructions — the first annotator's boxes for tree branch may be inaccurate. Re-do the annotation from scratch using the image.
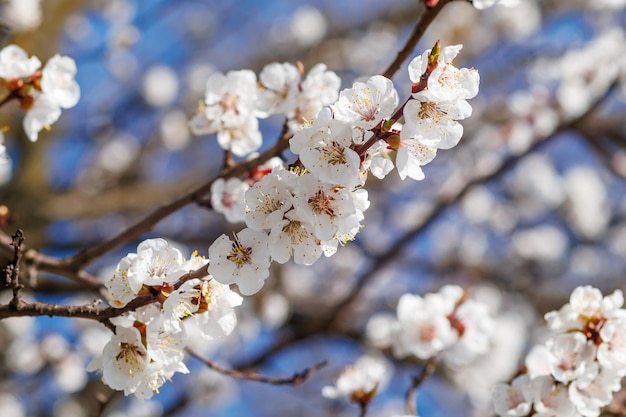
[405,356,439,416]
[187,348,327,385]
[4,229,25,309]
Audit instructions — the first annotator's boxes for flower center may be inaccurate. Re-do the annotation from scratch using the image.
[116,342,145,372]
[418,101,445,121]
[308,190,335,218]
[227,240,253,266]
[322,142,348,166]
[220,92,239,113]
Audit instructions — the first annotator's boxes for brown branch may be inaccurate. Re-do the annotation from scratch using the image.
[187,348,327,385]
[359,402,368,417]
[0,88,20,108]
[382,0,453,79]
[405,356,439,416]
[4,229,25,309]
[580,132,626,180]
[0,293,156,321]
[65,124,293,270]
[0,263,209,321]
[0,229,103,291]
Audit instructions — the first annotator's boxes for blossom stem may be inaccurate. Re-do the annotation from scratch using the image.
[354,63,432,157]
[405,356,439,415]
[0,89,19,108]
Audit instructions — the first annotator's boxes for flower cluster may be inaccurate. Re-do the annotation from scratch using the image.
[0,44,80,141]
[367,285,495,366]
[395,44,479,180]
[189,62,340,156]
[93,238,242,398]
[203,44,477,293]
[97,42,480,398]
[492,286,626,417]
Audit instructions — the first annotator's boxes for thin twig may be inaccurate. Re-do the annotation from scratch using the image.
[187,348,327,385]
[382,0,453,79]
[0,230,103,291]
[359,402,368,417]
[5,230,25,309]
[406,356,439,416]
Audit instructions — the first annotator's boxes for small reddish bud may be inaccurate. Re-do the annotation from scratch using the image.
[247,165,273,183]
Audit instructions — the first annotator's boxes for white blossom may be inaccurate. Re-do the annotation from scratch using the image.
[443,298,495,367]
[195,278,243,339]
[23,93,62,142]
[545,286,624,333]
[291,111,361,187]
[546,332,596,383]
[41,54,81,109]
[244,168,296,231]
[216,115,262,157]
[394,134,437,181]
[401,94,472,150]
[106,253,138,308]
[287,63,340,131]
[362,140,395,179]
[256,62,300,116]
[321,354,391,403]
[492,374,533,417]
[0,0,42,32]
[393,292,457,359]
[568,367,621,417]
[530,376,578,417]
[293,174,360,242]
[211,177,249,224]
[208,228,271,296]
[0,44,40,79]
[162,278,202,333]
[333,75,398,131]
[597,316,626,374]
[268,209,324,265]
[426,55,479,103]
[472,0,521,10]
[192,69,261,156]
[129,238,186,292]
[89,326,149,396]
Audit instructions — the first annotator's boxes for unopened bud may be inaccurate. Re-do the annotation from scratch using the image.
[19,94,35,111]
[428,40,441,68]
[386,133,401,151]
